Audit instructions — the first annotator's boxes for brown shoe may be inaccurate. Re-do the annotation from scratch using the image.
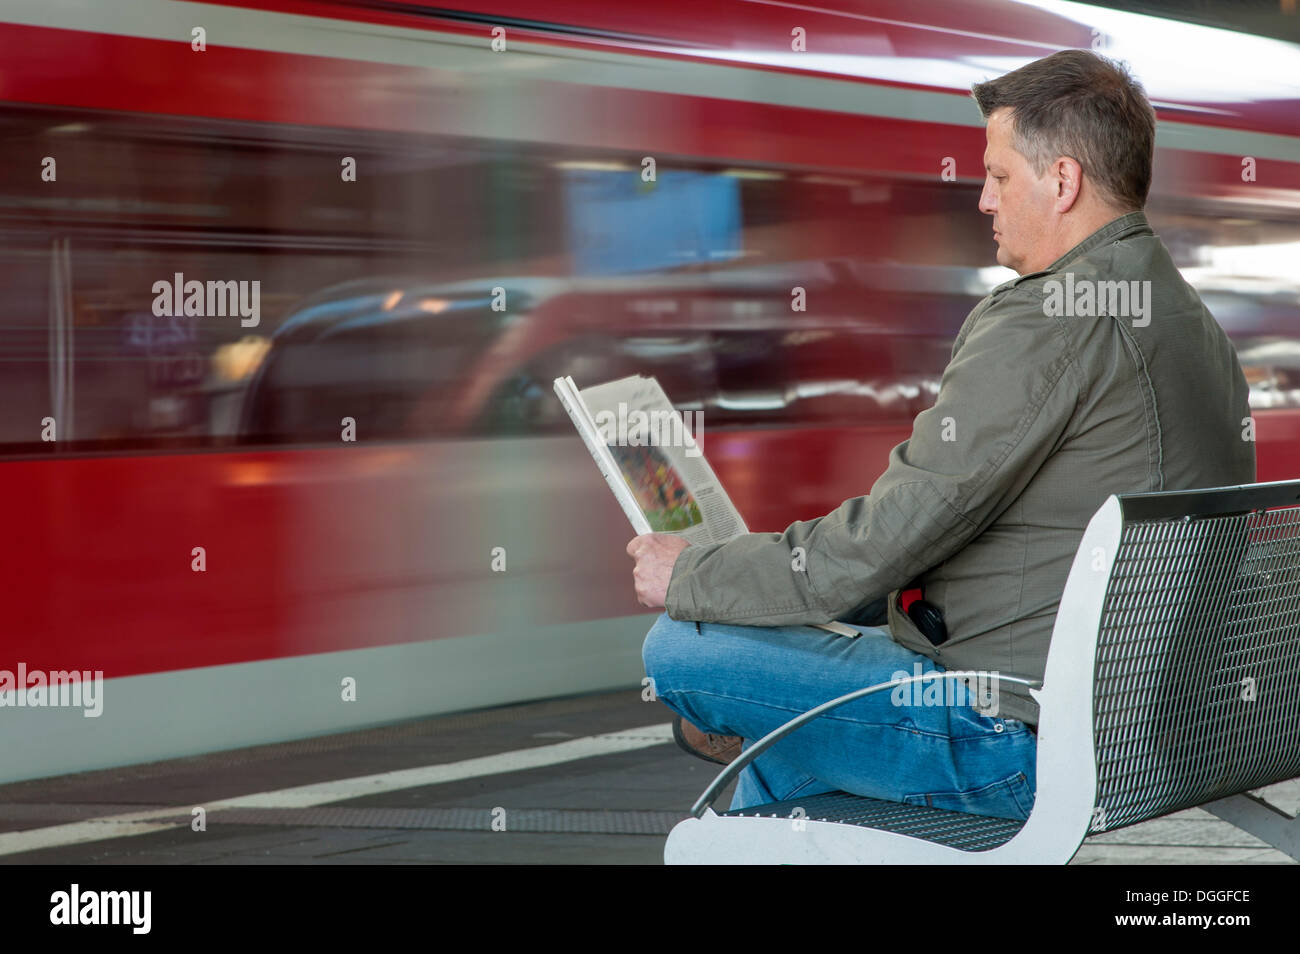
[672,715,743,765]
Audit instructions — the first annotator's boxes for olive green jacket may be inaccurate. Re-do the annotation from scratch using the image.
[664,211,1257,724]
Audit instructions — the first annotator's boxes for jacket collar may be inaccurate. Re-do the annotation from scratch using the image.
[997,210,1152,292]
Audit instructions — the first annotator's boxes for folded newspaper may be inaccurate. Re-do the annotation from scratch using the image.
[553,373,858,638]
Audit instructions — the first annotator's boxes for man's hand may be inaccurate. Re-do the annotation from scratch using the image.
[626,533,691,609]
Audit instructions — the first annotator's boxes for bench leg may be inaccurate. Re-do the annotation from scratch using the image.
[1203,793,1300,861]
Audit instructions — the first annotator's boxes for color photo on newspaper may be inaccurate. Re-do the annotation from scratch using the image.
[606,442,704,533]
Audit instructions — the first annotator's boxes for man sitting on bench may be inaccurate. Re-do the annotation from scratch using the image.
[629,49,1256,820]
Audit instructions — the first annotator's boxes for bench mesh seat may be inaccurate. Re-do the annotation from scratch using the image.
[722,792,1024,851]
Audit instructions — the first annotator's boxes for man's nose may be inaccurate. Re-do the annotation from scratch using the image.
[979,180,997,215]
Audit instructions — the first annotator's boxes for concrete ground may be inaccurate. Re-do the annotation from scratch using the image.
[0,688,1294,864]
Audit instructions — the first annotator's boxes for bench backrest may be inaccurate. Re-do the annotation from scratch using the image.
[1089,481,1300,831]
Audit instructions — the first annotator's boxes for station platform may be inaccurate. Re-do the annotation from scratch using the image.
[0,688,1295,865]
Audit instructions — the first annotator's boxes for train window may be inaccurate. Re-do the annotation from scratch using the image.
[0,243,53,446]
[0,107,572,453]
[0,104,1297,457]
[244,296,512,442]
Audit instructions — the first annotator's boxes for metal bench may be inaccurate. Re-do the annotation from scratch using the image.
[665,480,1300,864]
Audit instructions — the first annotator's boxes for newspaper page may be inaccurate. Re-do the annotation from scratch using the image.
[553,373,859,638]
[571,374,743,546]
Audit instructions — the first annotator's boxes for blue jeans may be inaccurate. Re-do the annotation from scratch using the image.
[642,613,1037,820]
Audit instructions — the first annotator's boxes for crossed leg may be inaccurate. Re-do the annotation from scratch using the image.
[642,612,1038,820]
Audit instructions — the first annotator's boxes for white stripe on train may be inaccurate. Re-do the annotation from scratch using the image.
[2,0,1299,162]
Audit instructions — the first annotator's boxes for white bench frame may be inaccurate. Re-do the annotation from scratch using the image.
[665,483,1300,864]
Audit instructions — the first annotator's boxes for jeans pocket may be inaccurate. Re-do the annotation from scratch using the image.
[903,771,1036,821]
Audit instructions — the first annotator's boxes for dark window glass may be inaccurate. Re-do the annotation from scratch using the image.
[0,105,1296,456]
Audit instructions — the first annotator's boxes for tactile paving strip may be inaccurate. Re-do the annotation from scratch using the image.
[211,806,685,834]
[0,804,687,835]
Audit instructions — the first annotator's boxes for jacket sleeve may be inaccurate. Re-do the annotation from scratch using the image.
[664,288,1082,626]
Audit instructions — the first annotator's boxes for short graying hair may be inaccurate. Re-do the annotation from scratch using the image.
[971,49,1156,211]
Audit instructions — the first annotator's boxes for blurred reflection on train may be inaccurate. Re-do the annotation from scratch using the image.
[1,0,1297,781]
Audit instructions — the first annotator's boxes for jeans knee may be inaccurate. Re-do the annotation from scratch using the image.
[641,612,698,691]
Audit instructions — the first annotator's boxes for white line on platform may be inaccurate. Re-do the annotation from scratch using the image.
[0,723,674,857]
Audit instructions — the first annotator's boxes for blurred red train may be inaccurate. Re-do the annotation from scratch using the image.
[1,0,1298,781]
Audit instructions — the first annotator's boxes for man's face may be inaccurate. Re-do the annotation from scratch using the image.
[979,108,1059,275]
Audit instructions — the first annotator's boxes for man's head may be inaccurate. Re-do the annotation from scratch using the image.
[972,49,1156,274]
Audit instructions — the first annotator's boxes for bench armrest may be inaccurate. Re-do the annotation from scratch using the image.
[689,670,1042,817]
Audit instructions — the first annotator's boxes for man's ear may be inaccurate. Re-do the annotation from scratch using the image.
[1053,155,1083,213]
